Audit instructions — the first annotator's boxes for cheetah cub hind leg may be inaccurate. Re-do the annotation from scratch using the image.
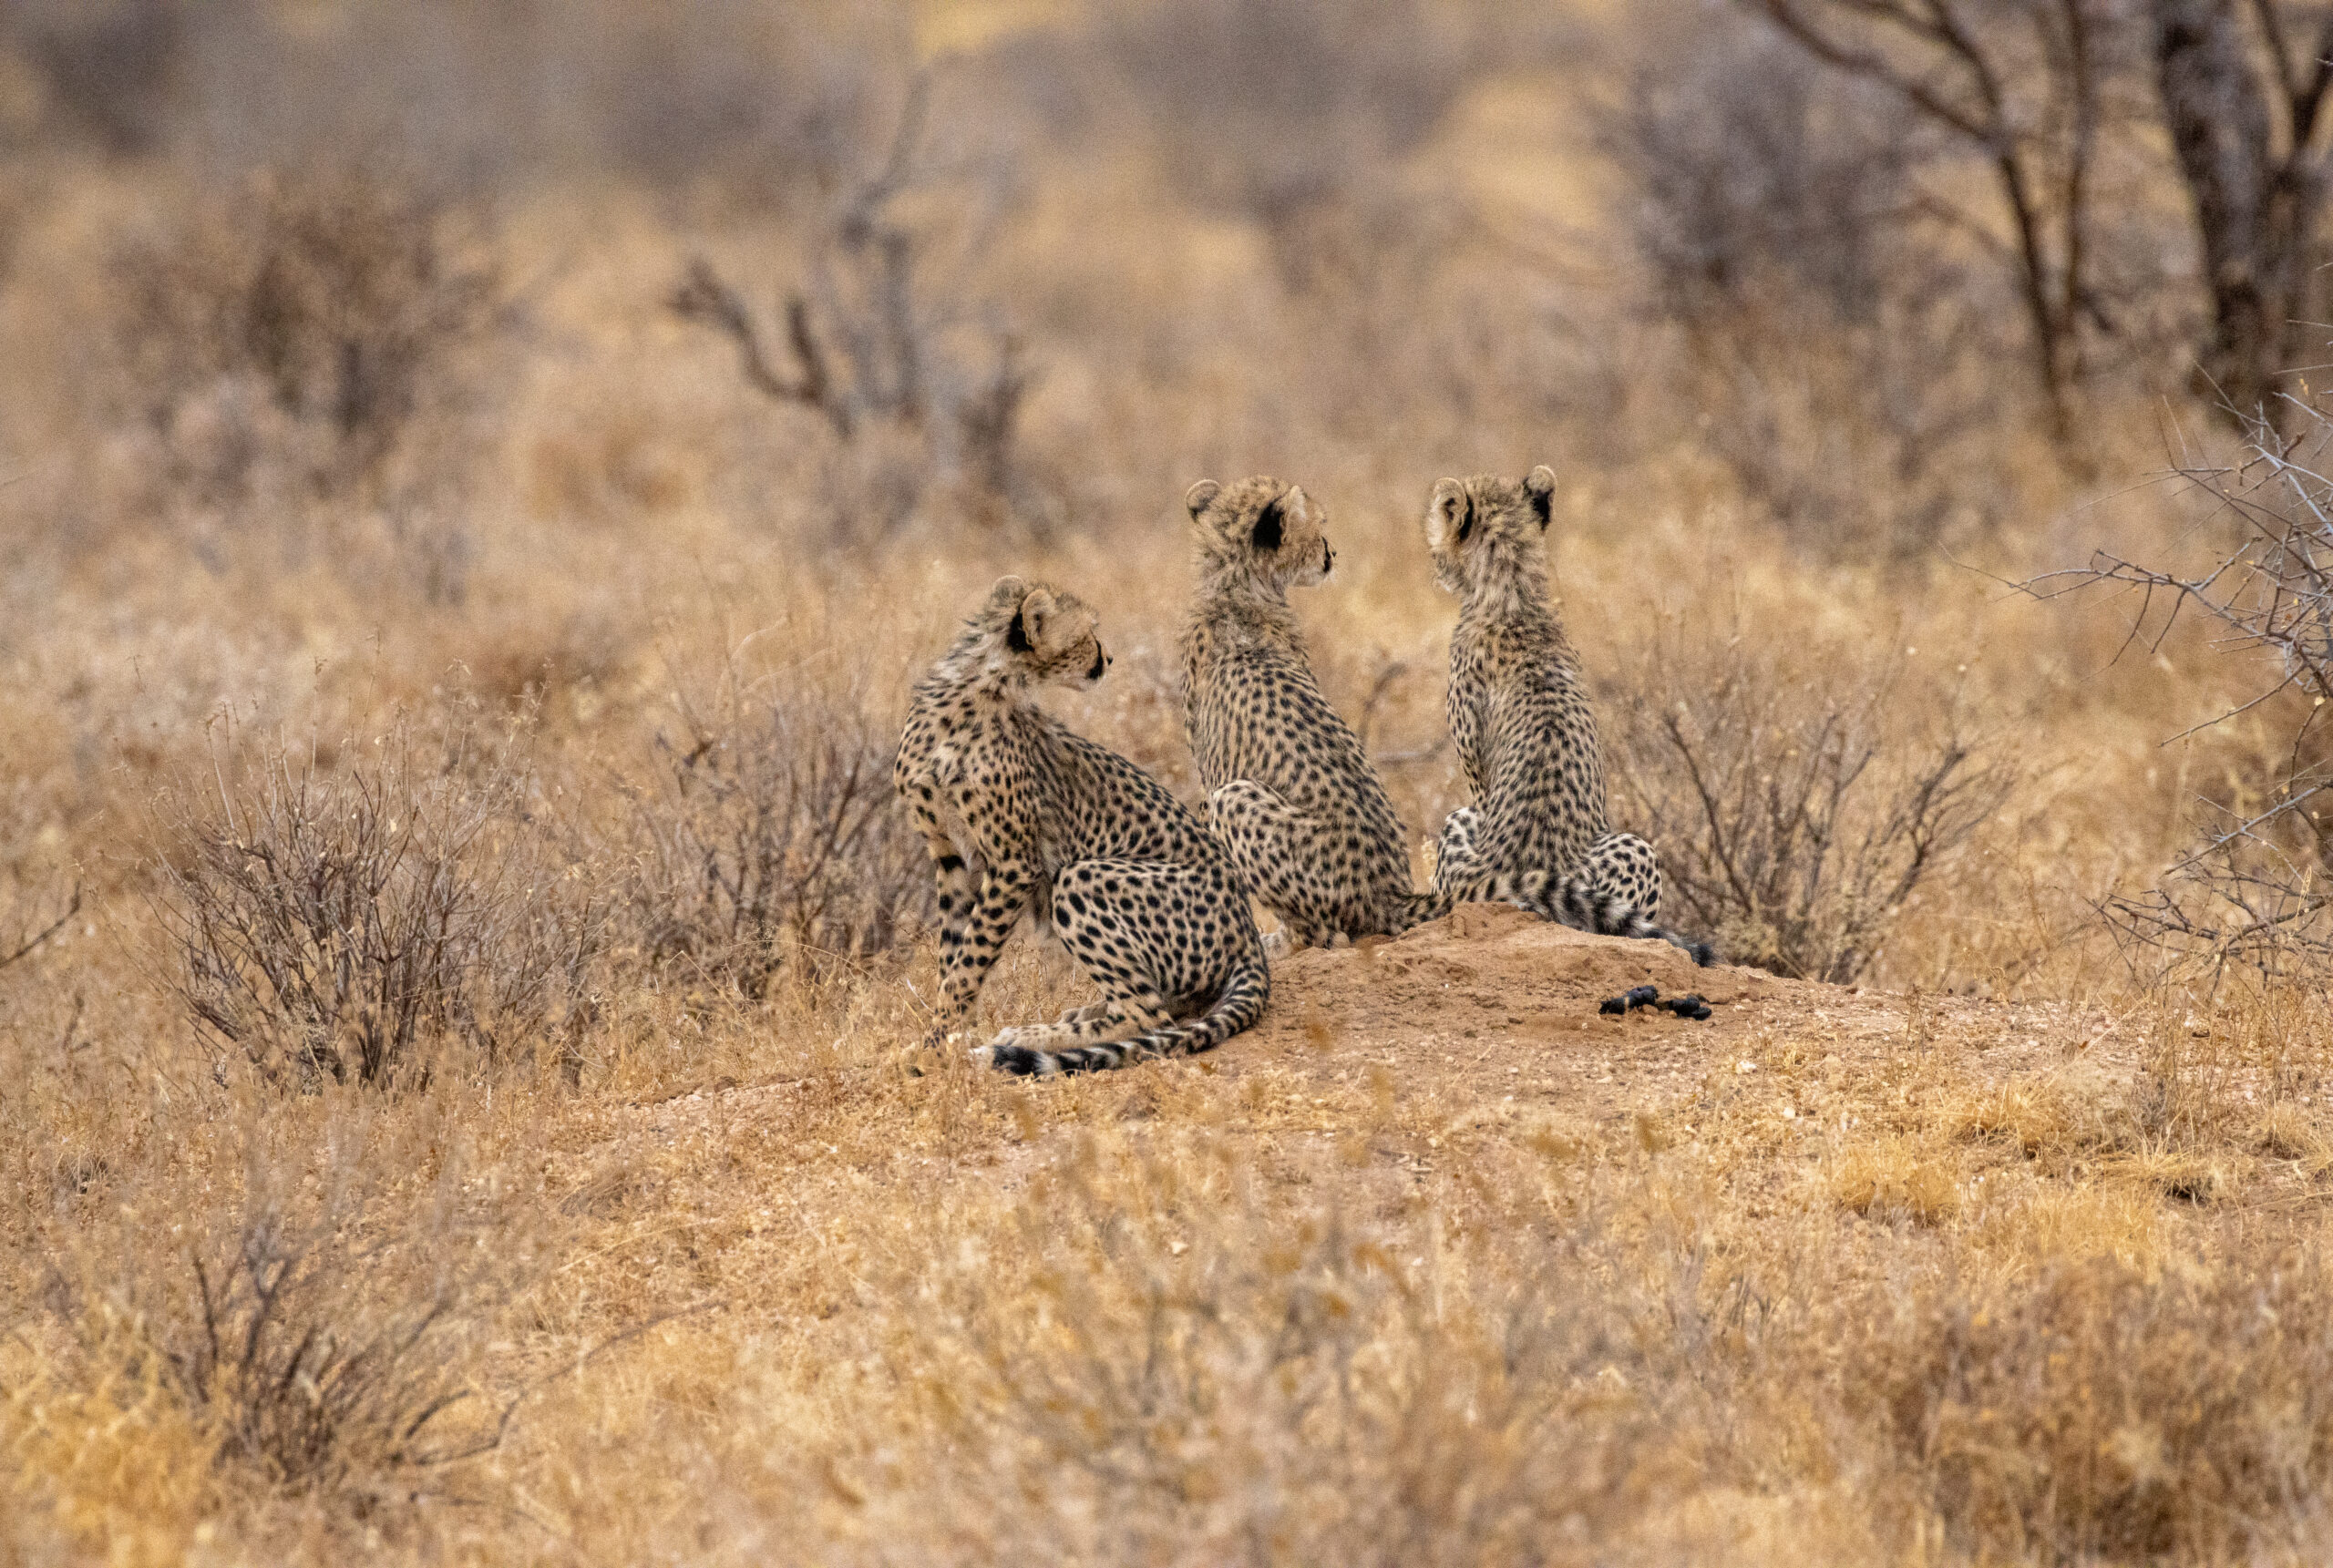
[985,993,1177,1053]
[1561,832,1719,967]
[980,857,1270,1076]
[1205,779,1351,948]
[1430,805,1485,895]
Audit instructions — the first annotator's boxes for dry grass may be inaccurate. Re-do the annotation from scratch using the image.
[5,2,2333,1563]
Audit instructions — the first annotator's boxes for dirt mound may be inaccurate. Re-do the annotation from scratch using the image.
[1240,902,1790,1083]
[1206,903,2093,1129]
[1275,901,1775,1022]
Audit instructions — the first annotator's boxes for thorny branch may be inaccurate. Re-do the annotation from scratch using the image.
[0,882,81,973]
[2031,405,2333,978]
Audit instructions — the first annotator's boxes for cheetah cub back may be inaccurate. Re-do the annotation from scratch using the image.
[1423,466,1714,965]
[1178,477,1580,945]
[895,576,1269,1074]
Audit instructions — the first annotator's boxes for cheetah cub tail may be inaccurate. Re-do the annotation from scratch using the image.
[983,952,1272,1077]
[1553,878,1719,968]
[1406,873,1720,968]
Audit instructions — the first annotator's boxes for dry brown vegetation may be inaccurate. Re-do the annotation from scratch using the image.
[6,1,2333,1563]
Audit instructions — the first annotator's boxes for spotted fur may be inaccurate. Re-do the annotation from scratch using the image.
[895,576,1269,1074]
[1424,466,1715,966]
[1177,477,1584,945]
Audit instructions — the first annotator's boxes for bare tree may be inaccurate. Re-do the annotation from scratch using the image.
[2147,0,2333,427]
[1747,0,2125,442]
[670,76,1032,525]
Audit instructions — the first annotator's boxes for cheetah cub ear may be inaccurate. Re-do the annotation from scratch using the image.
[1008,584,1059,655]
[1275,485,1316,543]
[1249,486,1294,551]
[1524,465,1557,531]
[1425,477,1467,551]
[1185,479,1222,518]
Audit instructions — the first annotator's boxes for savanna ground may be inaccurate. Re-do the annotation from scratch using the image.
[7,1,2333,1563]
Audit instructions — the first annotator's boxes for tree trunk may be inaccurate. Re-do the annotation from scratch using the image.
[2149,0,2320,426]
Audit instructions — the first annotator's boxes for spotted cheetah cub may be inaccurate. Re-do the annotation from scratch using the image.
[1179,477,1576,946]
[895,576,1269,1074]
[1424,466,1713,965]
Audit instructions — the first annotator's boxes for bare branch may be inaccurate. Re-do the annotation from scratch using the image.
[668,259,850,437]
[0,883,81,973]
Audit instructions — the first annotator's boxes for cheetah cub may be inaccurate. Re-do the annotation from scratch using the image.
[1424,466,1714,965]
[895,576,1269,1075]
[1179,477,1577,946]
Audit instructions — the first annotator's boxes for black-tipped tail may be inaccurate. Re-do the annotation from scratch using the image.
[1550,873,1717,964]
[1416,869,1718,967]
[987,957,1271,1077]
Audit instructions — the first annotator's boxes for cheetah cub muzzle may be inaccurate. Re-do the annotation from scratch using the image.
[894,576,1270,1074]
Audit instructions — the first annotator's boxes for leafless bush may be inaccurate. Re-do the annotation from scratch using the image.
[2,0,178,155]
[150,1208,495,1493]
[151,725,602,1088]
[108,168,498,511]
[1841,1253,2333,1559]
[1102,0,1472,253]
[1614,20,1917,332]
[1605,639,2010,982]
[617,668,930,1000]
[1738,0,2173,443]
[2044,405,2333,980]
[1608,12,2037,552]
[892,1137,1670,1563]
[54,1104,522,1503]
[671,76,1032,532]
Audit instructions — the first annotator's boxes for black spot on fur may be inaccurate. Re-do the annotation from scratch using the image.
[1006,610,1033,655]
[1528,485,1552,530]
[1456,494,1475,545]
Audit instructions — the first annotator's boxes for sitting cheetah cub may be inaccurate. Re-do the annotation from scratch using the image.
[1179,477,1581,946]
[1423,466,1713,965]
[895,576,1269,1075]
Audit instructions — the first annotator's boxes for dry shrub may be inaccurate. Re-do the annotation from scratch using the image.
[616,662,930,1000]
[851,1135,1675,1565]
[1605,629,2010,982]
[2059,405,2333,985]
[131,1211,487,1494]
[152,723,601,1088]
[1604,4,2111,553]
[1947,1071,2107,1166]
[1839,1255,2333,1561]
[1,0,177,156]
[107,167,498,516]
[1102,0,1472,251]
[49,1095,519,1508]
[2256,1100,2333,1166]
[1938,993,2331,1205]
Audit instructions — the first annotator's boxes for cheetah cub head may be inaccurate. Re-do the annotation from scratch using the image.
[971,576,1111,688]
[1424,465,1556,597]
[1184,477,1335,592]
